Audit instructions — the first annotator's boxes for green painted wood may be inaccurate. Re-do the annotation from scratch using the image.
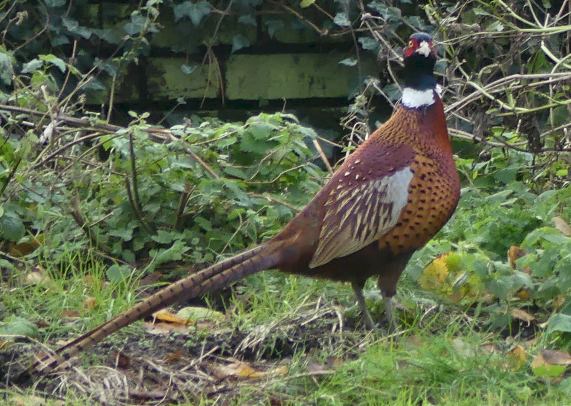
[147,58,221,100]
[225,53,376,100]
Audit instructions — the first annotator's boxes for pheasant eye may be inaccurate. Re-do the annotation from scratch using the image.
[408,40,414,47]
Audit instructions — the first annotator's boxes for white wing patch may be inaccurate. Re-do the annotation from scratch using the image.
[309,167,413,268]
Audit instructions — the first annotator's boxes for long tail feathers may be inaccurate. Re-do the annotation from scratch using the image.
[18,242,284,380]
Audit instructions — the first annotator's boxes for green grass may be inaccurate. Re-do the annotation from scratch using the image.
[1,249,571,405]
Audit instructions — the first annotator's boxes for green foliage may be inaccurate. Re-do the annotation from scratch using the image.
[2,112,323,271]
[408,149,571,336]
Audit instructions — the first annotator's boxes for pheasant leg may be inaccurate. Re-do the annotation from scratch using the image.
[351,281,376,329]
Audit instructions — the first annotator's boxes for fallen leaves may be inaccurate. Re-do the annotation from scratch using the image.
[144,311,185,334]
[144,306,226,334]
[153,309,190,325]
[211,361,287,380]
[507,345,527,370]
[510,308,535,324]
[23,266,50,286]
[531,349,571,378]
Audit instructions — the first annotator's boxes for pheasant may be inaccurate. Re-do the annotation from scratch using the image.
[19,32,460,379]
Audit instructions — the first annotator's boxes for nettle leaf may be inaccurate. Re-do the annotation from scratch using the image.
[124,13,148,35]
[61,17,92,39]
[39,54,66,73]
[223,166,249,180]
[0,316,38,338]
[173,1,211,25]
[240,133,273,154]
[0,213,25,242]
[21,58,43,74]
[151,240,190,266]
[547,313,571,334]
[249,122,277,139]
[106,264,132,283]
[151,229,178,244]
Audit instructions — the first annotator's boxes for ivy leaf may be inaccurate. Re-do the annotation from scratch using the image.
[238,14,257,26]
[181,64,197,75]
[0,50,14,85]
[173,1,211,25]
[265,19,285,38]
[358,37,380,52]
[43,0,66,7]
[334,12,351,27]
[339,57,358,66]
[232,34,250,53]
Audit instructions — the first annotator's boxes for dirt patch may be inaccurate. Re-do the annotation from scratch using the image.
[1,298,373,404]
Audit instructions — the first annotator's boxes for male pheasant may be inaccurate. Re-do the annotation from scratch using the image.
[20,32,460,379]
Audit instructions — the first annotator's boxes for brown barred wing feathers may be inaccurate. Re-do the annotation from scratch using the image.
[309,143,416,268]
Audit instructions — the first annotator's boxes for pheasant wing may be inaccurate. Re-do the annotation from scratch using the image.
[309,165,413,268]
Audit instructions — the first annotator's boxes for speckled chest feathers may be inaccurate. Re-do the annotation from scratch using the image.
[290,93,461,273]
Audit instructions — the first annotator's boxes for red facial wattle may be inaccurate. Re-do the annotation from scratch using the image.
[404,39,435,59]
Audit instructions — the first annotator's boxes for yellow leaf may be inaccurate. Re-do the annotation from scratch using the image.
[152,309,190,325]
[552,295,566,310]
[419,255,449,290]
[507,246,526,269]
[83,296,97,311]
[516,288,530,300]
[300,0,316,8]
[8,235,42,257]
[212,361,287,380]
[24,267,50,285]
[143,321,188,334]
[507,345,527,370]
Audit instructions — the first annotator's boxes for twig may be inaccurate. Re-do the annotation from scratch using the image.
[174,187,193,231]
[312,139,333,173]
[125,177,154,235]
[0,156,21,198]
[127,130,155,235]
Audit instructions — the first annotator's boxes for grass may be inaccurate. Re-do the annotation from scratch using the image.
[1,248,570,405]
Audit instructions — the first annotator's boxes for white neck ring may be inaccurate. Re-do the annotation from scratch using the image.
[401,87,436,108]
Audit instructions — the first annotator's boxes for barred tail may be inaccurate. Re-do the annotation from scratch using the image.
[19,242,283,380]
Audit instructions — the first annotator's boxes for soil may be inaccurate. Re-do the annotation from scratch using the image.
[0,299,367,404]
